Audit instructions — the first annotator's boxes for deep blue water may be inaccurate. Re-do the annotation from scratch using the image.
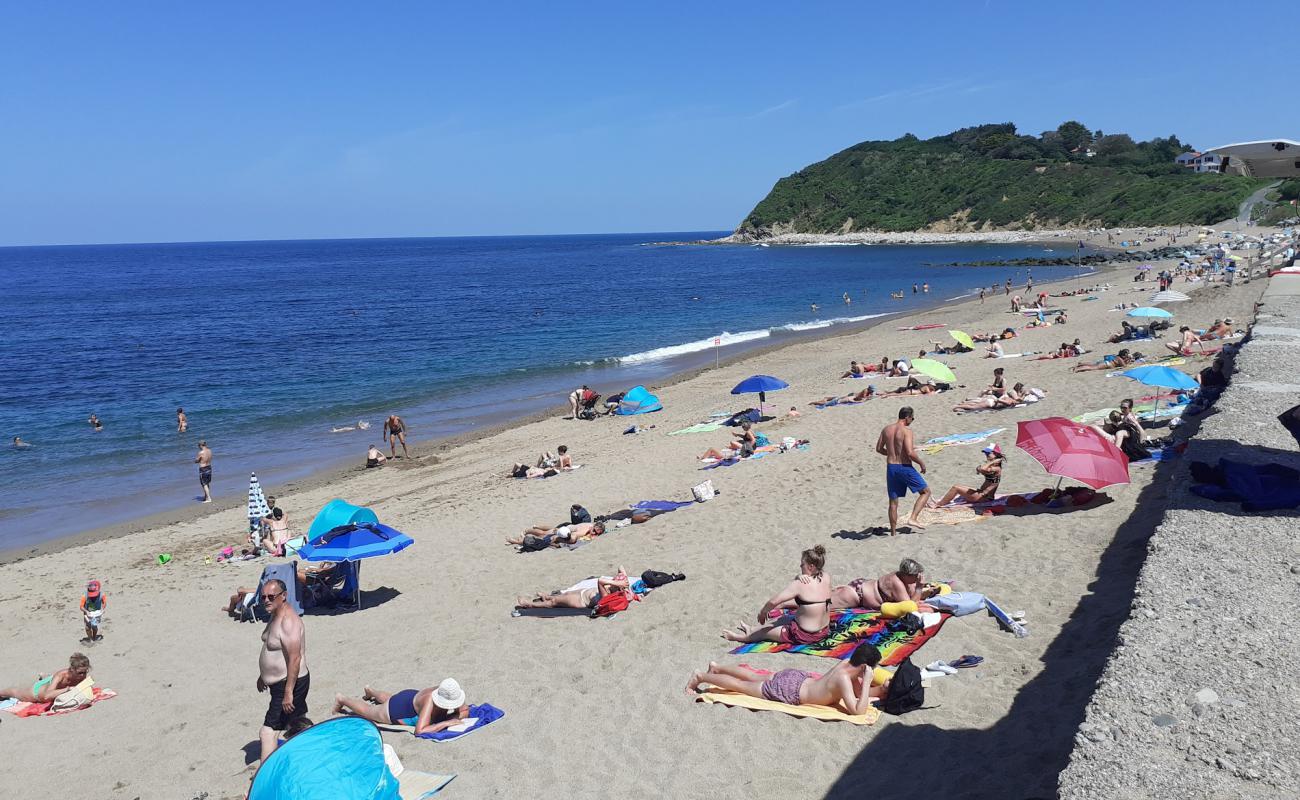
[0,233,1092,548]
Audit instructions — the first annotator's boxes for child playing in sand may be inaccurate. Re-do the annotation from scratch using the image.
[80,580,106,644]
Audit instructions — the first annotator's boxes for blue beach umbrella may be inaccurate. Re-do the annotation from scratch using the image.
[1125,307,1173,319]
[731,374,789,415]
[297,522,414,609]
[1119,365,1199,391]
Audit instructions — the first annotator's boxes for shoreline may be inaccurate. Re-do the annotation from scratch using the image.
[0,253,1112,565]
[666,228,1098,246]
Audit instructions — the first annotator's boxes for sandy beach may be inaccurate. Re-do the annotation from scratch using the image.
[0,228,1270,799]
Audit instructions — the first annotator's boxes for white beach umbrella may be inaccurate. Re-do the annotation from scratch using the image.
[1150,290,1190,303]
[247,472,270,521]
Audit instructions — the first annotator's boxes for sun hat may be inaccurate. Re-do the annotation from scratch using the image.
[86,580,101,598]
[433,678,465,710]
[982,444,1003,455]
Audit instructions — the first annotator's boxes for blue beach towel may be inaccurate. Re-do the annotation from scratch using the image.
[632,500,695,511]
[923,428,1005,447]
[405,703,505,741]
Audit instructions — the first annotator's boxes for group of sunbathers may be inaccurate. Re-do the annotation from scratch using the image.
[509,445,574,478]
[950,367,1042,412]
[841,357,917,379]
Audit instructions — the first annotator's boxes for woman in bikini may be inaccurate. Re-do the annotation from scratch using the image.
[721,545,831,646]
[514,571,630,611]
[815,558,930,611]
[686,641,885,710]
[0,652,91,703]
[931,445,1005,507]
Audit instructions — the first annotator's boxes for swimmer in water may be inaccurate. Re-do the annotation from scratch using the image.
[843,292,851,305]
[88,414,103,431]
[810,303,819,314]
[177,407,187,433]
[13,436,31,449]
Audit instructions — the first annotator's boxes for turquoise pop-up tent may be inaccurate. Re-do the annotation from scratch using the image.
[249,717,398,800]
[614,385,662,415]
[307,499,379,540]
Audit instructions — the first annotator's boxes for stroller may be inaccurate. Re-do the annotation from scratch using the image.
[576,388,602,420]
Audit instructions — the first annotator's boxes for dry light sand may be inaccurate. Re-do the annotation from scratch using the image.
[0,230,1268,799]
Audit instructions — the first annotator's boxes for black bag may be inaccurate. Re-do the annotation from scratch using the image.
[879,658,924,715]
[640,570,685,588]
[519,534,551,553]
[889,614,923,635]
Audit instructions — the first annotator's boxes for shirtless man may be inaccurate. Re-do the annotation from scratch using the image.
[1165,326,1205,356]
[875,407,929,534]
[515,573,630,610]
[0,652,91,704]
[1203,318,1233,340]
[383,414,409,459]
[256,579,308,763]
[686,642,885,712]
[195,440,213,503]
[176,407,188,433]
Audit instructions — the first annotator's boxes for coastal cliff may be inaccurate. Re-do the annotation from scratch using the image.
[731,122,1263,240]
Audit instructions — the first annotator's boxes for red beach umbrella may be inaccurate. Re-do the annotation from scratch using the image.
[1015,417,1130,490]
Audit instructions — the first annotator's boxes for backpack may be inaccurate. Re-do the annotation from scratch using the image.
[879,658,924,715]
[590,591,630,618]
[640,570,683,588]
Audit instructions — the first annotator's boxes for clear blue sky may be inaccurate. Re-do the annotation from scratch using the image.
[1,1,1293,246]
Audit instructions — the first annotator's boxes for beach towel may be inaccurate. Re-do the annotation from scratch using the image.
[398,771,457,799]
[813,397,866,409]
[1,686,117,717]
[695,665,880,725]
[730,610,948,663]
[668,422,725,436]
[631,500,695,511]
[921,427,1004,454]
[914,503,987,526]
[699,442,803,469]
[375,703,505,742]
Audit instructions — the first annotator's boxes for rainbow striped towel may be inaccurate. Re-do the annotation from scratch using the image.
[730,610,948,663]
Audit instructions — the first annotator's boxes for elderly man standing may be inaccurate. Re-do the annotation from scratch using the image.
[256,579,308,763]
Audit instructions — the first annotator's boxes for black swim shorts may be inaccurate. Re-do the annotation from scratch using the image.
[199,466,212,486]
[263,672,310,730]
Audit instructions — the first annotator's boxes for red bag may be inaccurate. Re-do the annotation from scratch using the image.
[591,591,629,618]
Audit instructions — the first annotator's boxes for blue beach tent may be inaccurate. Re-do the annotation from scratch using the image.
[248,716,399,800]
[307,499,379,540]
[614,385,663,415]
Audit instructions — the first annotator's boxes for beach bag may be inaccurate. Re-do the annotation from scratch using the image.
[879,659,924,715]
[640,570,683,588]
[51,678,95,711]
[519,534,551,553]
[691,479,716,502]
[590,591,629,618]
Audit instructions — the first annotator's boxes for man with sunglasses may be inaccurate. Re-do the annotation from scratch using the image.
[255,579,308,763]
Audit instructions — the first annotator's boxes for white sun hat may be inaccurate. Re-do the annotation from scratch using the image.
[433,678,465,710]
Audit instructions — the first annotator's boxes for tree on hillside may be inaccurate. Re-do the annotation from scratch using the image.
[1096,133,1137,156]
[1056,121,1092,151]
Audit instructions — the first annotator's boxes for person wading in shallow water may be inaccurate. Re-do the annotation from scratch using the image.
[195,440,213,503]
[383,414,409,459]
[876,407,930,535]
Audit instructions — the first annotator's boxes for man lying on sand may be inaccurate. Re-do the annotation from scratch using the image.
[686,642,885,711]
[0,652,91,703]
[722,546,831,645]
[515,570,630,610]
[332,678,469,736]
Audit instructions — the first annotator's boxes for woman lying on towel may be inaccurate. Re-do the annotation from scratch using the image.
[332,678,469,736]
[685,642,885,710]
[721,545,832,645]
[515,571,630,611]
[810,386,876,406]
[932,445,1005,507]
[504,520,605,549]
[1072,349,1134,373]
[0,652,91,703]
[799,558,934,611]
[952,384,1024,413]
[884,377,945,396]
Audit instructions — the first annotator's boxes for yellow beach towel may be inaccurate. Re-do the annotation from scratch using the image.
[696,690,880,725]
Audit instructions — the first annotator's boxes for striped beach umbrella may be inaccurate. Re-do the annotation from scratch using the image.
[247,473,270,522]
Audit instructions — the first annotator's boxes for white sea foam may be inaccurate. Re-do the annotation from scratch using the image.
[792,241,863,247]
[618,313,893,363]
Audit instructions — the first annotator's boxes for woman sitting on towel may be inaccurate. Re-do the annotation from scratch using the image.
[698,420,757,461]
[721,545,832,646]
[931,445,1005,507]
[515,570,630,611]
[686,642,885,710]
[0,652,91,704]
[331,678,469,736]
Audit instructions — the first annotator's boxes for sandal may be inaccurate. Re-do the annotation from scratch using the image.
[949,654,985,669]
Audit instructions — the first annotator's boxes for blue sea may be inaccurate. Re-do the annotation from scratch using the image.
[0,233,1093,550]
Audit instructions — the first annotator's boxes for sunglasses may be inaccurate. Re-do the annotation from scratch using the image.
[261,591,283,602]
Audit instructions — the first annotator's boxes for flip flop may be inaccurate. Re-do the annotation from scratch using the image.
[949,655,985,669]
[925,660,958,675]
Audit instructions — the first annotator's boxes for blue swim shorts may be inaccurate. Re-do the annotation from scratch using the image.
[886,464,927,499]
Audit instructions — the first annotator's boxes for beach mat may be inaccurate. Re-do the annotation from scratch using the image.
[398,771,457,800]
[1,686,117,717]
[730,610,948,663]
[921,427,1005,454]
[511,606,592,618]
[696,689,879,725]
[374,703,504,741]
[669,422,725,436]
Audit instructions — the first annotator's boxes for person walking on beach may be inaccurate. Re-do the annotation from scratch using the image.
[80,579,106,644]
[383,414,409,459]
[195,440,213,503]
[1004,278,1012,295]
[979,287,986,304]
[256,579,308,764]
[177,407,187,433]
[875,407,929,535]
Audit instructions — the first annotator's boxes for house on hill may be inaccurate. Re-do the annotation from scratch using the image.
[1175,151,1200,167]
[1175,151,1224,172]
